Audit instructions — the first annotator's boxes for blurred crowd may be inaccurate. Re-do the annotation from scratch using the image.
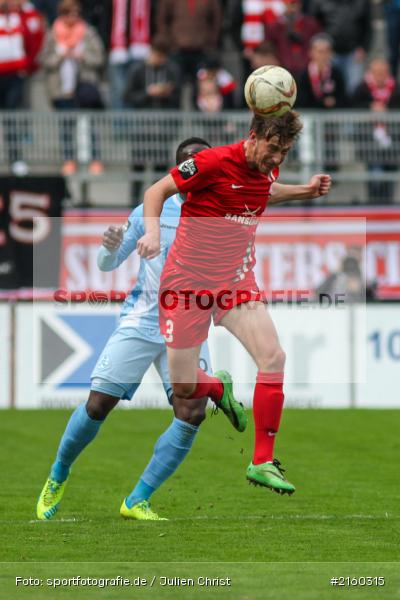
[0,0,399,185]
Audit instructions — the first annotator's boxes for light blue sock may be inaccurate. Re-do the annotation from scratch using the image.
[50,403,103,483]
[126,418,198,508]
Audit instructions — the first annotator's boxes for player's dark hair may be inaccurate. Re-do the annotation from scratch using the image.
[250,111,303,145]
[175,137,211,164]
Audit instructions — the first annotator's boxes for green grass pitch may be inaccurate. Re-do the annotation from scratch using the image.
[1,408,399,599]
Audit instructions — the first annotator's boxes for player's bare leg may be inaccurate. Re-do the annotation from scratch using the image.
[86,391,120,419]
[168,345,247,432]
[220,301,295,494]
[172,394,208,427]
[167,345,202,400]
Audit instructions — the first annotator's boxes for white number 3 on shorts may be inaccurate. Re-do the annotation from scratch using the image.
[165,319,174,343]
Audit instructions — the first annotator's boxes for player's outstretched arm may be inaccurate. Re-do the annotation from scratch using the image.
[270,174,332,204]
[137,174,179,259]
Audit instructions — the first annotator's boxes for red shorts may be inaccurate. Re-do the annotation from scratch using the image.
[159,263,265,348]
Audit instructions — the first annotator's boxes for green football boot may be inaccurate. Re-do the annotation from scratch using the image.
[37,476,69,520]
[246,459,295,495]
[120,499,168,521]
[213,370,247,432]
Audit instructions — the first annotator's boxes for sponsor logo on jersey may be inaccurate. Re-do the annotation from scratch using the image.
[225,205,261,226]
[178,158,198,179]
[160,222,177,230]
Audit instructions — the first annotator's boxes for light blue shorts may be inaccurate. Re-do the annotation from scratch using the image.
[91,326,212,402]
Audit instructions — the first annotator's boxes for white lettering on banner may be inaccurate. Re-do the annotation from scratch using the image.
[9,192,51,244]
[256,240,400,293]
[58,209,400,298]
[258,243,292,289]
[65,244,89,289]
[256,242,346,290]
[387,243,400,286]
[293,243,325,289]
[366,242,400,287]
[64,243,138,292]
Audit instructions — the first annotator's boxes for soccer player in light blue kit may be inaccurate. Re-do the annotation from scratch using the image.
[37,138,247,521]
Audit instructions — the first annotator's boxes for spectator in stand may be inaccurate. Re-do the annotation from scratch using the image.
[316,249,370,304]
[196,55,237,110]
[297,34,347,172]
[124,36,181,203]
[265,0,321,81]
[296,34,347,109]
[196,77,223,112]
[108,0,153,109]
[41,0,105,175]
[156,0,222,98]
[124,37,180,109]
[79,0,110,48]
[384,0,400,78]
[226,0,285,81]
[0,0,44,174]
[13,0,45,72]
[309,0,372,93]
[195,60,239,144]
[32,0,58,24]
[352,57,400,204]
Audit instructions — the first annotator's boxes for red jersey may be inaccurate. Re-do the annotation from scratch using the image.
[0,3,44,75]
[21,2,45,74]
[168,142,279,284]
[0,9,28,74]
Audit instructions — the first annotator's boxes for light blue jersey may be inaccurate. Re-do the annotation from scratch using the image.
[92,194,212,401]
[97,194,182,343]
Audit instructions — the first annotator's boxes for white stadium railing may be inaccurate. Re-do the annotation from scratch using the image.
[0,110,399,170]
[1,110,399,204]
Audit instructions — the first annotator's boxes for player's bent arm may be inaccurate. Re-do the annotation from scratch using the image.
[137,175,179,259]
[270,174,332,204]
[97,246,120,271]
[97,209,144,271]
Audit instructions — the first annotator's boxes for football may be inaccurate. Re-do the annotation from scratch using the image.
[244,65,297,117]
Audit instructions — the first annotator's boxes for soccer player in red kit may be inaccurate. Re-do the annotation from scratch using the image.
[137,112,331,495]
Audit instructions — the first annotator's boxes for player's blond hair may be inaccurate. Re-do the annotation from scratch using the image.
[250,112,303,146]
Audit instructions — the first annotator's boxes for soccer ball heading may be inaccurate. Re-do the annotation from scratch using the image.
[244,66,297,118]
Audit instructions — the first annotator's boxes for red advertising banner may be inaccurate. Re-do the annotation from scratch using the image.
[60,211,139,298]
[59,207,400,300]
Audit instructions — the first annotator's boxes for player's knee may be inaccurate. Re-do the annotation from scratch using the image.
[174,404,206,427]
[172,382,196,399]
[86,391,118,421]
[259,346,286,372]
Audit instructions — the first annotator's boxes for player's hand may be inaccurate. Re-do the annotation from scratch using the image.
[307,174,332,198]
[102,226,124,251]
[136,231,161,259]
